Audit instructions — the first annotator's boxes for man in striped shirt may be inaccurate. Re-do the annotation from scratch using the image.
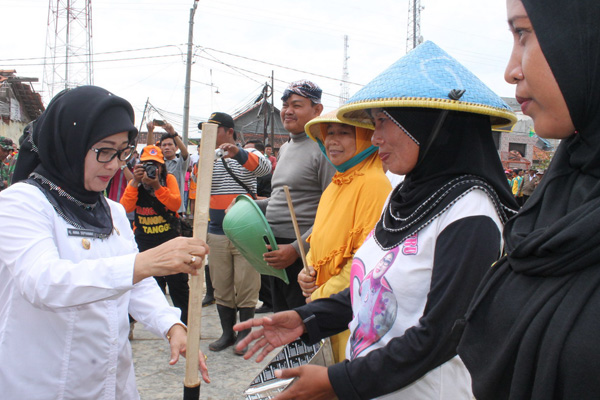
[204,112,271,354]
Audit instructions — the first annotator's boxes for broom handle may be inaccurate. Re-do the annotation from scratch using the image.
[183,122,218,399]
[283,185,310,275]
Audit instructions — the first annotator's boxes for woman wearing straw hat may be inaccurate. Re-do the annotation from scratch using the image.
[297,110,391,362]
[458,1,600,399]
[235,41,518,399]
[0,86,209,398]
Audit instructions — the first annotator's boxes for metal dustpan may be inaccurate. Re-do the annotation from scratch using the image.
[223,195,289,284]
[243,338,335,400]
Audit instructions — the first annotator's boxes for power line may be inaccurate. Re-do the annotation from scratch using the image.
[201,46,364,87]
[199,53,345,103]
[0,44,181,63]
[4,42,353,104]
[199,49,263,85]
[2,43,359,99]
[3,53,183,68]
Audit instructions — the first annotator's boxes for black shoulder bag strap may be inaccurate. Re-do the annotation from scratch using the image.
[220,158,257,200]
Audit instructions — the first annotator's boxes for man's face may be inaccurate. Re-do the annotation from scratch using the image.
[265,147,272,156]
[160,138,176,160]
[0,148,9,162]
[215,126,234,147]
[280,94,323,134]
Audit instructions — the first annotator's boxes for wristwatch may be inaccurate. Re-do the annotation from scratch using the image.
[120,164,127,171]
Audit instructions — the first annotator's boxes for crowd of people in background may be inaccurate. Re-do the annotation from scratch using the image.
[505,167,543,206]
[0,136,17,192]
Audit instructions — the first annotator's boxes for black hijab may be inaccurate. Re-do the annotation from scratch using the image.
[13,86,138,237]
[373,107,518,250]
[458,1,600,398]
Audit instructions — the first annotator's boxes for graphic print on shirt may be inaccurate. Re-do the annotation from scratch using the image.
[349,246,399,359]
[135,206,173,234]
[402,232,418,255]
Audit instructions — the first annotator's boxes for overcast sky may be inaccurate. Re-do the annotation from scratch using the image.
[3,0,514,134]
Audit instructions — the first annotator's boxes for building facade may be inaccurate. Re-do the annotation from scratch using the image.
[0,70,45,142]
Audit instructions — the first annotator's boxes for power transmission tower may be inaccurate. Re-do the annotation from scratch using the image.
[339,35,350,106]
[406,0,424,52]
[43,0,94,101]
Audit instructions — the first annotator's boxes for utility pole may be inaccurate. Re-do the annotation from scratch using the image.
[406,0,424,52]
[138,97,150,143]
[270,70,275,149]
[262,82,269,145]
[340,35,350,106]
[182,0,200,146]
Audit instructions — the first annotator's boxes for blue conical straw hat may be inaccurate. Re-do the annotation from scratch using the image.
[338,41,516,128]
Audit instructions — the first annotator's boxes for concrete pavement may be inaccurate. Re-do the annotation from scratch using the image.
[131,299,274,400]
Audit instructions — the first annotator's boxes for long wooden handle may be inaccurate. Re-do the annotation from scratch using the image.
[184,122,218,396]
[283,185,309,275]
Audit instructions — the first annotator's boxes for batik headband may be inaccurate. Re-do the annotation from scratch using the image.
[281,80,322,104]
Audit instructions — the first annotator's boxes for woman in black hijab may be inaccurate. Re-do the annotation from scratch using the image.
[0,86,209,398]
[372,106,518,251]
[457,1,600,399]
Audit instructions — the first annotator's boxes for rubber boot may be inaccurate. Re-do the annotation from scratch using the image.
[256,275,273,313]
[128,321,135,341]
[202,265,215,307]
[234,307,255,356]
[209,305,237,352]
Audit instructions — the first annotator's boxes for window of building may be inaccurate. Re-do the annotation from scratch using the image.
[509,143,527,157]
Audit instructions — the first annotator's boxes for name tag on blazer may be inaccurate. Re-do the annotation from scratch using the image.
[67,228,98,238]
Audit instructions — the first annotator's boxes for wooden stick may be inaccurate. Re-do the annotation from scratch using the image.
[283,185,310,275]
[183,122,218,399]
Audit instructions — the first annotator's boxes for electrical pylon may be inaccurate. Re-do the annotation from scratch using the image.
[43,0,94,101]
[406,0,424,52]
[339,35,350,106]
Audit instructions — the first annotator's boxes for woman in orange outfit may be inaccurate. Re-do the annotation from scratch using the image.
[297,110,392,362]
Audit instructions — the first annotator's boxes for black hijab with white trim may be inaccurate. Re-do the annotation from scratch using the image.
[373,107,518,250]
[458,0,600,398]
[13,86,138,237]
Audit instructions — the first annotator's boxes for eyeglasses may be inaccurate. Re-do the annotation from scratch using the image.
[89,145,135,163]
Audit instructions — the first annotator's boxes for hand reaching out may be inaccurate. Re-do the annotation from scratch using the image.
[233,311,306,362]
[233,311,337,400]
